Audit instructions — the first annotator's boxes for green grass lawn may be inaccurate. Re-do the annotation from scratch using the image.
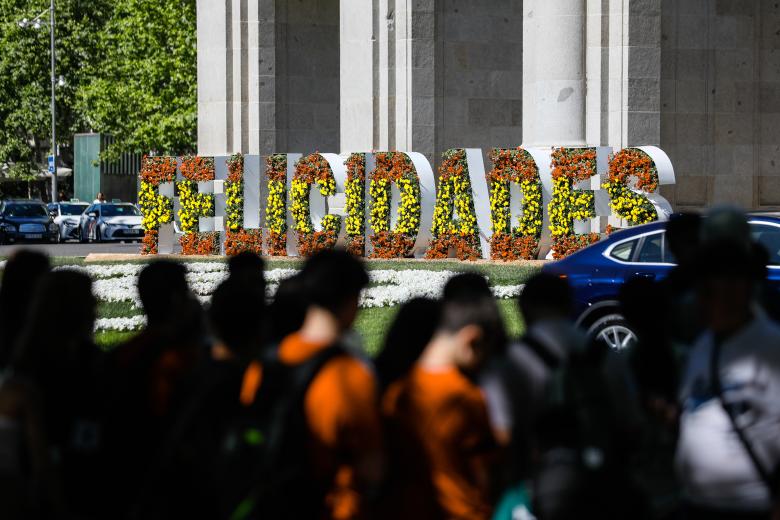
[96,298,526,355]
[81,256,539,354]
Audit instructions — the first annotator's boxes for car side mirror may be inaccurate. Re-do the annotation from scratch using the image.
[49,210,57,217]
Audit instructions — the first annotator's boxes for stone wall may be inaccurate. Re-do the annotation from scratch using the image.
[276,0,340,153]
[197,0,339,157]
[660,0,780,210]
[437,0,524,154]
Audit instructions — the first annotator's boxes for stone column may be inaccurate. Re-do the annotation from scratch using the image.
[523,0,587,147]
[197,0,231,156]
[340,0,375,152]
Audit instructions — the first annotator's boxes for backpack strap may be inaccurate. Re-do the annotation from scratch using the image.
[523,333,561,370]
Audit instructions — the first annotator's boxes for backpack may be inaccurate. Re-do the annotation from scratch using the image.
[533,338,648,519]
[217,344,347,520]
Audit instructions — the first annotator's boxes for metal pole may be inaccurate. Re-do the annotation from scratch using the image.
[50,0,57,202]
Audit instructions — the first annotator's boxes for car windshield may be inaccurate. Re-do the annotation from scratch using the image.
[61,204,88,216]
[3,203,47,218]
[101,205,140,217]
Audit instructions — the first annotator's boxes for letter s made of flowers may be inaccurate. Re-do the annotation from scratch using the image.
[604,148,659,226]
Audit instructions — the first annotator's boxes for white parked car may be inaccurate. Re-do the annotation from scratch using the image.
[48,202,89,242]
[78,203,144,243]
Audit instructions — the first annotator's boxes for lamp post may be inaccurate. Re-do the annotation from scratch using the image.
[19,1,58,202]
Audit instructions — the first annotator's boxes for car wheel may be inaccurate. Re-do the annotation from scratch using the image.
[587,314,637,350]
[79,226,88,243]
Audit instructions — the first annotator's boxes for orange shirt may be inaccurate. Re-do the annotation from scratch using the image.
[382,365,495,520]
[241,333,382,520]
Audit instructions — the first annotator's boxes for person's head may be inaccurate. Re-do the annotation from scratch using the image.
[299,249,369,331]
[375,298,442,389]
[436,273,506,373]
[666,212,701,265]
[0,250,50,369]
[96,192,105,201]
[209,277,265,361]
[695,239,756,337]
[228,251,265,284]
[137,260,193,327]
[13,270,96,376]
[701,206,751,250]
[269,274,308,343]
[518,273,573,327]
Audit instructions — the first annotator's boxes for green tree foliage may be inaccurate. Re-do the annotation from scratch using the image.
[0,0,196,174]
[0,0,111,174]
[78,0,197,160]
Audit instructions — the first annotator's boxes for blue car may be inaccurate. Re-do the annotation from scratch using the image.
[0,200,59,244]
[541,216,780,349]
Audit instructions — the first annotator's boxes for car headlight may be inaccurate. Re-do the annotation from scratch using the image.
[1,223,15,232]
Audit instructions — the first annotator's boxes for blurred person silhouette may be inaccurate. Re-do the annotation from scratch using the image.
[0,250,50,371]
[619,276,680,518]
[662,212,703,347]
[1,270,104,518]
[234,249,383,519]
[135,274,267,518]
[525,276,647,520]
[676,235,780,520]
[267,273,308,344]
[380,273,504,520]
[228,250,265,287]
[374,297,442,391]
[480,273,584,519]
[105,260,206,514]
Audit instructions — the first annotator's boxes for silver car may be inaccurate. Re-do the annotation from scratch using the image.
[48,202,89,242]
[78,203,144,243]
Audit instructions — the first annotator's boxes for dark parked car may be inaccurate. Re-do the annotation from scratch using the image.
[541,216,780,349]
[0,200,59,244]
[78,203,144,243]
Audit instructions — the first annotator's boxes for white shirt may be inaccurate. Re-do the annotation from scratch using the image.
[676,311,780,511]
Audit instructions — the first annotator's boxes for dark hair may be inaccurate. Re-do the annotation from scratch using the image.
[443,272,492,301]
[299,249,368,314]
[13,270,95,377]
[666,212,701,264]
[375,298,442,389]
[228,251,265,279]
[208,278,265,360]
[518,273,573,325]
[137,260,190,324]
[440,273,506,356]
[694,239,755,282]
[0,250,50,369]
[268,274,308,343]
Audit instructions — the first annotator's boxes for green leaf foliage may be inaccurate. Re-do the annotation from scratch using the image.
[0,0,195,171]
[77,0,196,160]
[0,0,112,169]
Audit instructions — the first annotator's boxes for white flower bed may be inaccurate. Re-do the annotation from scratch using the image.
[60,262,524,332]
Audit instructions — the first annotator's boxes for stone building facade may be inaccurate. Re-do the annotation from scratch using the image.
[197,0,780,211]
